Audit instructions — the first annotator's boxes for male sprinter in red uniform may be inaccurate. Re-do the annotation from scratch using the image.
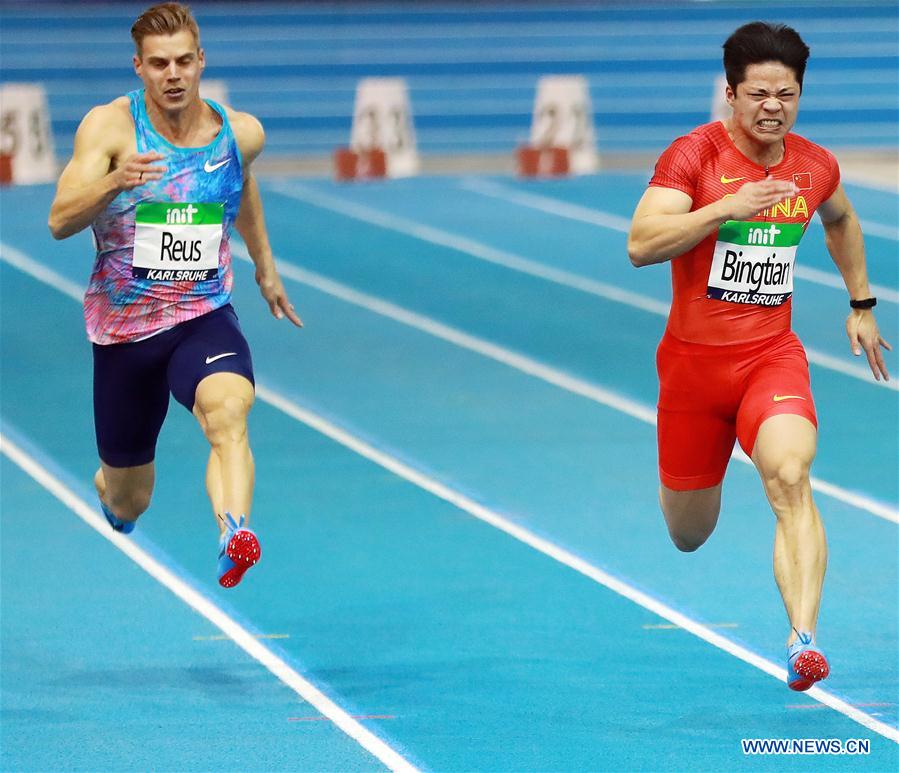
[627,22,890,690]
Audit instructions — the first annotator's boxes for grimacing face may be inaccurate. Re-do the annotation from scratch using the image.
[726,61,800,148]
[134,29,205,112]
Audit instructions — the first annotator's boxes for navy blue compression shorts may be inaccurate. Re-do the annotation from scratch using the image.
[92,304,255,468]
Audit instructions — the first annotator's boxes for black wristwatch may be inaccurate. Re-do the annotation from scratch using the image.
[849,297,877,309]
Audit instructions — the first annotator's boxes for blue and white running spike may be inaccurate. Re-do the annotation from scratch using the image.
[787,630,829,691]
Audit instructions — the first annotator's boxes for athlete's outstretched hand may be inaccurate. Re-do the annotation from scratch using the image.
[115,152,167,190]
[847,309,891,381]
[728,179,798,220]
[256,268,303,327]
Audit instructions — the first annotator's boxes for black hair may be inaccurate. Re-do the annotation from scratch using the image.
[723,22,810,92]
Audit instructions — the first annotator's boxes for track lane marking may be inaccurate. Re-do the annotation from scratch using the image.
[266,182,897,391]
[460,176,899,253]
[3,239,895,525]
[0,433,418,773]
[3,241,897,741]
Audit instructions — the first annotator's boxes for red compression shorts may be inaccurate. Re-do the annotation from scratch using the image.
[656,329,818,491]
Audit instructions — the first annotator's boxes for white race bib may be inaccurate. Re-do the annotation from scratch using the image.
[707,220,804,306]
[133,202,223,281]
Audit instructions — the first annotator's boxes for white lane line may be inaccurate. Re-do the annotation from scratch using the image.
[462,176,899,245]
[0,433,419,773]
[795,265,899,303]
[0,242,84,302]
[265,181,669,315]
[643,623,739,630]
[246,243,899,525]
[842,175,899,195]
[833,218,899,243]
[4,243,898,740]
[460,178,635,232]
[266,182,897,392]
[252,383,899,744]
[459,177,899,300]
[3,239,895,525]
[194,633,291,641]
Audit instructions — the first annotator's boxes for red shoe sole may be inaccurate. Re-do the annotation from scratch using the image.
[788,650,829,691]
[218,529,261,588]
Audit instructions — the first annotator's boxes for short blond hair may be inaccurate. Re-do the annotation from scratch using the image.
[131,3,200,57]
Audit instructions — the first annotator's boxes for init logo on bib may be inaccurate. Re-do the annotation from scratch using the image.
[132,202,223,281]
[707,220,804,306]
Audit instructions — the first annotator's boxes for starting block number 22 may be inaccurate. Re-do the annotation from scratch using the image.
[533,101,590,150]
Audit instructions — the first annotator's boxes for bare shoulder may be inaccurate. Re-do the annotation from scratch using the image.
[77,97,133,153]
[84,97,132,130]
[225,107,265,166]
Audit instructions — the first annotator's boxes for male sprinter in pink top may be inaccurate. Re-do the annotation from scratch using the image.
[48,3,302,587]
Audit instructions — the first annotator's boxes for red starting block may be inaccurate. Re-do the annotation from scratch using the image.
[516,146,570,177]
[0,154,12,186]
[334,148,388,181]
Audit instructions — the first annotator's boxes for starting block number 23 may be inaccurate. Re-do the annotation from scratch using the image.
[353,105,413,153]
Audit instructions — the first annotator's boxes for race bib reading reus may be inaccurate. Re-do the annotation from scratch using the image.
[707,220,804,306]
[132,202,223,281]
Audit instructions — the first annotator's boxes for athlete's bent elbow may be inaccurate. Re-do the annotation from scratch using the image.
[627,237,649,267]
[48,211,76,240]
[48,215,65,240]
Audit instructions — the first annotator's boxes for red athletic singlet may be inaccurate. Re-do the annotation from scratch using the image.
[648,122,839,490]
[649,121,840,345]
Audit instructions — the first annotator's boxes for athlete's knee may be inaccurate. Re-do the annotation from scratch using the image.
[668,527,713,552]
[662,506,718,551]
[198,393,252,446]
[660,487,719,552]
[762,454,811,511]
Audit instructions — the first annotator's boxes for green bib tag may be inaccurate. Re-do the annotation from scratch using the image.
[707,221,804,306]
[133,202,223,281]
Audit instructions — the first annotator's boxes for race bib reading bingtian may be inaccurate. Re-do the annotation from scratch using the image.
[132,202,223,281]
[707,220,803,306]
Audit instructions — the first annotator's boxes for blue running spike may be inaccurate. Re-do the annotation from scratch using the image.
[101,501,135,534]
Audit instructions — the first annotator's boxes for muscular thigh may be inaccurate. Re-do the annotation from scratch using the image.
[736,331,817,458]
[92,336,172,467]
[657,334,738,491]
[166,304,255,411]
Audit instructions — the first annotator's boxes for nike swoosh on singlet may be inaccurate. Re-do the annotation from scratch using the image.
[206,352,237,364]
[720,174,746,184]
[204,158,231,173]
[773,395,806,402]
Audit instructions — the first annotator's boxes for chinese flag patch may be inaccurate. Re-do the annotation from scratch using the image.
[793,172,812,190]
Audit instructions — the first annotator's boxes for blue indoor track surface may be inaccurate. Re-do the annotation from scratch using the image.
[1,172,897,771]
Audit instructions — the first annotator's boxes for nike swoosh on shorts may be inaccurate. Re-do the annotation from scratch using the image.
[206,352,237,364]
